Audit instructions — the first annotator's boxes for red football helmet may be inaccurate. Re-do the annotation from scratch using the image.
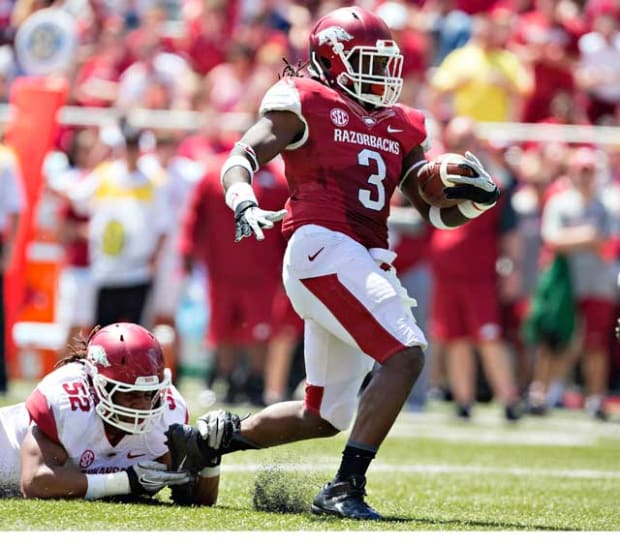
[308,6,404,107]
[85,323,171,434]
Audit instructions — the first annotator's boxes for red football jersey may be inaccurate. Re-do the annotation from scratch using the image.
[259,77,428,249]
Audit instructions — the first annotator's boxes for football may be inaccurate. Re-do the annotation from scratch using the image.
[416,153,477,208]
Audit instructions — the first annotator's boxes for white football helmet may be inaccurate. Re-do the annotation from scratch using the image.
[85,323,171,434]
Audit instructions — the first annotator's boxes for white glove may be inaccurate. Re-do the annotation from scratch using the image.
[443,151,499,205]
[234,201,286,242]
[126,461,192,496]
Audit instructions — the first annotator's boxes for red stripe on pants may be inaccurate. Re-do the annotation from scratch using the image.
[305,384,324,415]
[300,274,407,363]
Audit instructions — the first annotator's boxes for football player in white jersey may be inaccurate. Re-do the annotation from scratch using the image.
[0,322,220,504]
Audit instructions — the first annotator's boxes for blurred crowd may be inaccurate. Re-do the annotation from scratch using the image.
[1,0,620,420]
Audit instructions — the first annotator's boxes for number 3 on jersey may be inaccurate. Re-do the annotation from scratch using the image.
[357,149,386,211]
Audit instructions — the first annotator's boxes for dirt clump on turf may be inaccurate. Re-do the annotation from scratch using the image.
[252,465,316,514]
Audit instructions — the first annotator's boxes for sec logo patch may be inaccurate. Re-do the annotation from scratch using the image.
[79,449,95,469]
[330,108,349,127]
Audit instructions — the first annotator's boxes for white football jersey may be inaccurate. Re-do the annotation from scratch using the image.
[0,403,31,496]
[0,362,188,495]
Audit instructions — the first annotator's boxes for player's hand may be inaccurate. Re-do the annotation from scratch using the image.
[443,151,500,205]
[234,200,286,242]
[615,318,620,341]
[126,461,192,496]
[196,410,241,451]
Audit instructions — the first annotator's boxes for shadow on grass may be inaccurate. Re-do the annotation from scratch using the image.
[359,514,581,531]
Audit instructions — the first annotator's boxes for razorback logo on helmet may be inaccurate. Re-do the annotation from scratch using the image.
[87,344,111,367]
[316,26,353,48]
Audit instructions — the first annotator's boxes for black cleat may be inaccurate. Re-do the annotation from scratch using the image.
[504,402,523,422]
[456,403,472,420]
[311,475,382,520]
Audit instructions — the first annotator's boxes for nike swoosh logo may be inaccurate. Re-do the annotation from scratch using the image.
[127,452,146,459]
[387,126,402,133]
[308,247,325,261]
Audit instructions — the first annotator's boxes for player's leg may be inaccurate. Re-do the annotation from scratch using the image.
[580,299,614,420]
[283,230,426,519]
[431,274,475,417]
[229,319,370,448]
[446,339,476,418]
[464,278,521,419]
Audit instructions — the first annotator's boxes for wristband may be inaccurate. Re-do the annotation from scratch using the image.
[220,155,255,187]
[198,465,221,478]
[429,206,457,230]
[85,472,131,499]
[225,182,258,211]
[457,200,495,219]
[398,159,427,188]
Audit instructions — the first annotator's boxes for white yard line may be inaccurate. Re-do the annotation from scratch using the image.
[226,462,620,480]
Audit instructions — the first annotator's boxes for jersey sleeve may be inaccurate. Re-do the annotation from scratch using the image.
[399,105,428,153]
[24,388,60,443]
[258,77,308,150]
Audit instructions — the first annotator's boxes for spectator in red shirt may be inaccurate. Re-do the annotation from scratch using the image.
[428,116,523,420]
[179,153,289,406]
[73,20,124,107]
[48,129,100,359]
[510,0,584,122]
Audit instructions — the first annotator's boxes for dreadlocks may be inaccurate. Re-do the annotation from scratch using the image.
[55,325,102,368]
[280,57,309,79]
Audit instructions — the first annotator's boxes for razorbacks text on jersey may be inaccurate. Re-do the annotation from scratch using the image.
[0,362,188,492]
[259,76,428,249]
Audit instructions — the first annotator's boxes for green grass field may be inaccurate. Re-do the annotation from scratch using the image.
[1,378,620,534]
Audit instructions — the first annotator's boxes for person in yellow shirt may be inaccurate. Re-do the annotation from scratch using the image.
[429,9,533,124]
[69,120,170,329]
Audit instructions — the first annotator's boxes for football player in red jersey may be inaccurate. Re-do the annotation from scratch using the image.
[166,6,500,520]
[0,323,218,505]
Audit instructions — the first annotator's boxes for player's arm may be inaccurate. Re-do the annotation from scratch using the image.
[399,146,500,230]
[221,110,304,242]
[20,425,191,500]
[20,424,86,499]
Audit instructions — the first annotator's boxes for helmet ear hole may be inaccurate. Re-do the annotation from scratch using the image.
[320,56,331,69]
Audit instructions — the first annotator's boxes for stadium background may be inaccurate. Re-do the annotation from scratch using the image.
[2,1,620,420]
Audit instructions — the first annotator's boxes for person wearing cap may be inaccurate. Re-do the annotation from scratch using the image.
[538,146,617,420]
[67,119,171,329]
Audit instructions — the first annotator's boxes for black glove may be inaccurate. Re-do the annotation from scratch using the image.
[165,423,212,475]
[196,410,241,451]
[443,151,500,205]
[125,461,191,496]
[234,200,286,242]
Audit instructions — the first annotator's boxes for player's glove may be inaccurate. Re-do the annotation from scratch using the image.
[234,200,286,242]
[125,461,191,496]
[165,423,211,475]
[196,410,241,451]
[443,151,500,205]
[615,318,620,341]
[165,411,242,475]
